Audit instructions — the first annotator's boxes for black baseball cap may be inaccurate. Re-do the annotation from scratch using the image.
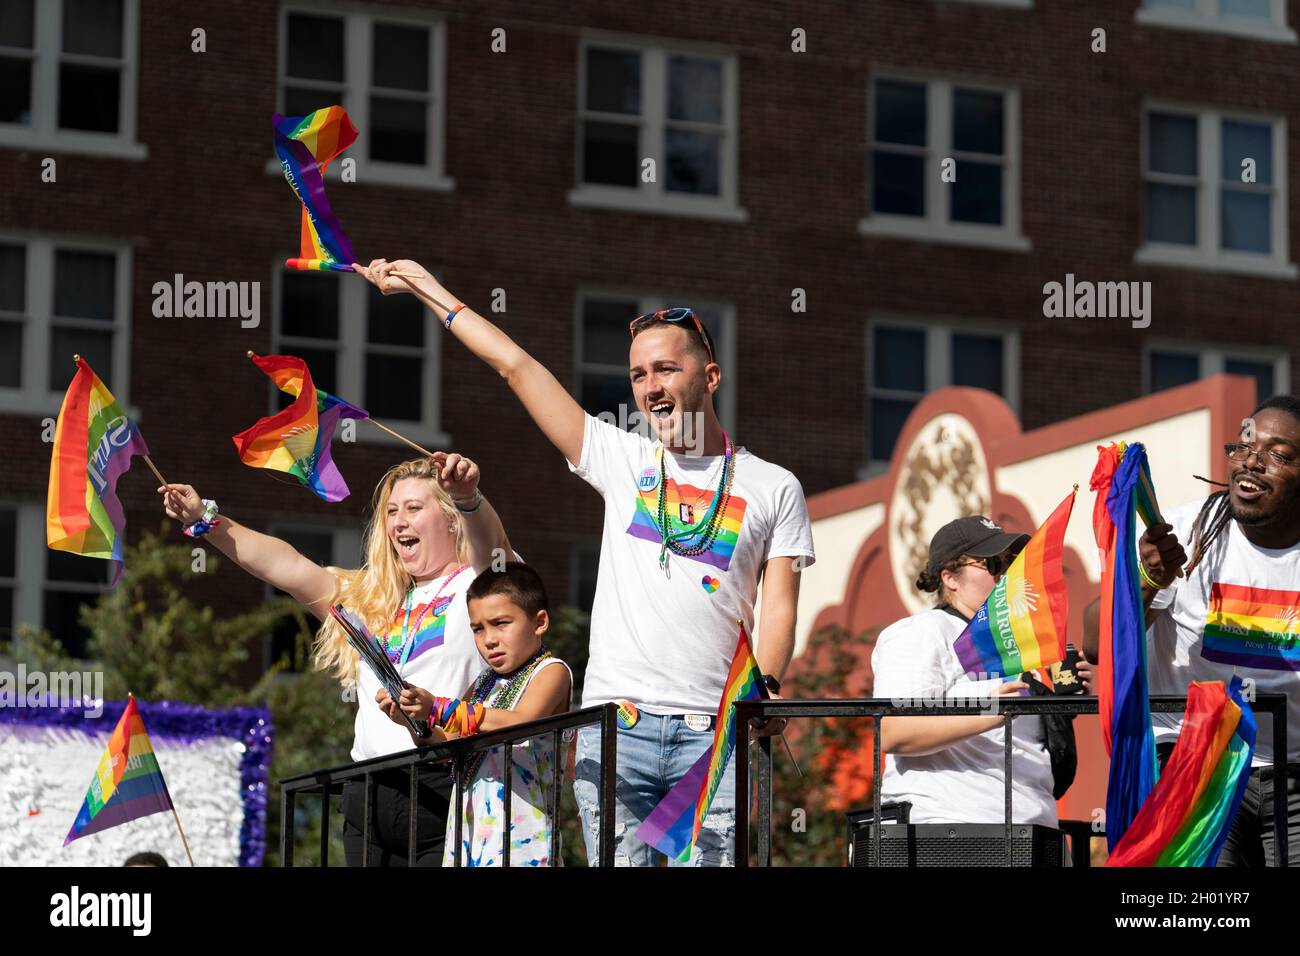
[926,516,1030,578]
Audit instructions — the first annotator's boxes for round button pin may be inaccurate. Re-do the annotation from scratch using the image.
[615,699,639,729]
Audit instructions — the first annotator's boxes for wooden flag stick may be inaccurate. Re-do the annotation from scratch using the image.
[363,418,436,458]
[171,806,196,867]
[390,274,454,314]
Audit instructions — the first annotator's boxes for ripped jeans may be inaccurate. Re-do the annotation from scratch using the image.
[573,712,736,866]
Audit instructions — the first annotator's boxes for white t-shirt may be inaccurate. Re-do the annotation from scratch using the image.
[871,608,1058,826]
[1148,497,1300,766]
[567,413,816,714]
[351,567,487,761]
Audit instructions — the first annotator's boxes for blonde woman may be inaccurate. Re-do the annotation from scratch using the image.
[159,452,511,866]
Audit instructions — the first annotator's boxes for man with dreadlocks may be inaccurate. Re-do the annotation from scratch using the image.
[1136,396,1300,866]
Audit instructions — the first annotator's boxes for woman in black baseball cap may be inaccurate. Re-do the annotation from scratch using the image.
[869,515,1061,826]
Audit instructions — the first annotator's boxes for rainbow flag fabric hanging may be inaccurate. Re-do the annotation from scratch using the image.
[1091,442,1160,848]
[65,696,176,846]
[1106,678,1256,867]
[232,353,368,502]
[635,624,768,862]
[46,357,149,585]
[952,489,1076,679]
[274,106,358,272]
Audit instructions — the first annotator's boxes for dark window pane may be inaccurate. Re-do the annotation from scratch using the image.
[668,55,722,123]
[1221,120,1271,185]
[586,48,640,115]
[58,63,119,132]
[0,243,24,311]
[1149,351,1200,392]
[953,89,1003,155]
[281,347,336,397]
[369,96,426,164]
[50,327,111,389]
[582,120,639,187]
[367,286,424,346]
[284,85,342,118]
[872,151,924,216]
[580,372,637,425]
[874,80,926,147]
[0,322,17,387]
[1148,112,1197,176]
[268,528,333,669]
[1221,191,1270,253]
[950,161,1003,225]
[871,397,918,461]
[47,548,108,584]
[54,250,115,320]
[281,272,339,340]
[665,128,720,195]
[286,13,344,83]
[373,23,428,91]
[0,505,15,577]
[874,327,926,392]
[0,56,31,124]
[952,334,1004,394]
[365,352,421,419]
[583,298,639,367]
[62,0,123,58]
[0,587,12,643]
[0,0,34,47]
[1224,358,1273,403]
[1145,183,1197,244]
[43,589,97,657]
[571,545,599,613]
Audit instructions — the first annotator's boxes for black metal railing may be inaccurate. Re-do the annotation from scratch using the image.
[734,694,1289,867]
[280,703,619,866]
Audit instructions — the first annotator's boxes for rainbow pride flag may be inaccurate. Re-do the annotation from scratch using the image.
[274,106,358,273]
[232,353,368,502]
[1106,678,1255,867]
[1091,442,1159,848]
[635,623,767,862]
[46,357,149,585]
[65,696,176,846]
[953,489,1076,678]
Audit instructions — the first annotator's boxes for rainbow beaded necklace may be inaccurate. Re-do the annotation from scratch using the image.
[654,432,735,569]
[460,647,553,783]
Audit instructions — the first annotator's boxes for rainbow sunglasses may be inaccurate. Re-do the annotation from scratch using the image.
[628,307,716,365]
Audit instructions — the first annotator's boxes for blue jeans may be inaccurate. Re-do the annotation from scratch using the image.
[573,713,736,866]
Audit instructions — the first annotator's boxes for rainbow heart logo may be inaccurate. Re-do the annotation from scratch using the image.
[701,575,720,594]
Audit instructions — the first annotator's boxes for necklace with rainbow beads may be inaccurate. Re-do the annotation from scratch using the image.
[655,432,734,570]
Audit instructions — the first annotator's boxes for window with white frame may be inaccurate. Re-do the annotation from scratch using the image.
[576,293,736,436]
[1139,107,1294,277]
[569,541,600,615]
[0,0,143,156]
[867,320,1018,465]
[0,237,130,416]
[1145,344,1288,403]
[571,39,743,221]
[861,76,1026,250]
[273,269,446,445]
[1,501,107,658]
[1138,0,1294,42]
[278,6,450,188]
[265,524,360,671]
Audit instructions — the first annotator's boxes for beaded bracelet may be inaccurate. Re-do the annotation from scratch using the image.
[183,499,221,538]
[1138,562,1162,590]
[454,491,484,514]
[442,303,465,330]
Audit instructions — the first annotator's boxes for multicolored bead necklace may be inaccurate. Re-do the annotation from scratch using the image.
[386,564,469,667]
[655,432,734,569]
[460,647,553,782]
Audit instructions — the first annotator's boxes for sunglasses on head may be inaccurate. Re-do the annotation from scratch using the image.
[628,307,716,365]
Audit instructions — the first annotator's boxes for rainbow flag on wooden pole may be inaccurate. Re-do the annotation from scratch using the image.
[46,356,154,585]
[65,695,194,865]
[636,622,768,862]
[274,106,358,272]
[952,488,1077,678]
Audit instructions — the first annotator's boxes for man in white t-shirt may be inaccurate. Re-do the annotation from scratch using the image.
[355,261,815,866]
[1133,397,1300,866]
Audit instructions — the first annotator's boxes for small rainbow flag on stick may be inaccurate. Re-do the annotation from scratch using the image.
[46,357,150,585]
[274,106,358,272]
[1106,678,1255,867]
[233,353,368,502]
[65,695,191,864]
[953,489,1077,678]
[636,623,768,862]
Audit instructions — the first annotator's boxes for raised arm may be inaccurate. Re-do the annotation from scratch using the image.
[160,483,339,619]
[429,451,511,574]
[355,260,587,466]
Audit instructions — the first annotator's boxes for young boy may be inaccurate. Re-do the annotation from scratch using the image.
[378,562,571,866]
